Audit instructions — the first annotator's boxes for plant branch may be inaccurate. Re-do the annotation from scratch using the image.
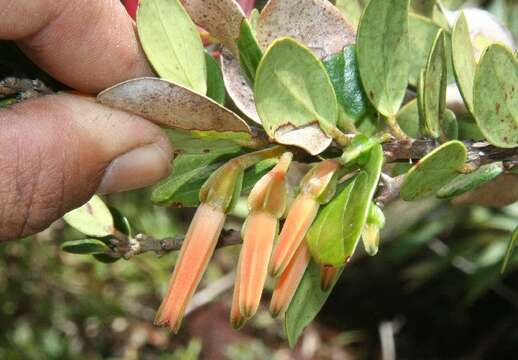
[111,228,242,259]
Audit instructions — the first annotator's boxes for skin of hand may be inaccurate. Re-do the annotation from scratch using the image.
[0,0,173,241]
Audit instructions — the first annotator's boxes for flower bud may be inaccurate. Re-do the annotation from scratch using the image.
[270,160,340,277]
[269,241,311,318]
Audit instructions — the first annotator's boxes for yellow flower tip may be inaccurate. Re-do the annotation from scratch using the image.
[269,242,311,318]
[238,211,278,320]
[269,194,319,277]
[320,265,340,292]
[154,203,226,333]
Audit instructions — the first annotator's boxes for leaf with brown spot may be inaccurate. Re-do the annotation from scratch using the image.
[256,0,356,59]
[220,49,261,124]
[98,77,251,133]
[473,44,518,147]
[182,0,246,57]
[254,38,338,155]
[63,195,114,237]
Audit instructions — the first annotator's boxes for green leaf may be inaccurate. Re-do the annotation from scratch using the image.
[442,109,458,140]
[256,0,355,59]
[166,129,252,152]
[457,114,485,140]
[92,254,121,264]
[254,37,338,155]
[396,99,420,138]
[61,239,110,255]
[205,52,225,105]
[63,195,114,237]
[421,30,447,139]
[151,140,243,206]
[98,78,250,133]
[237,20,263,82]
[323,45,378,134]
[137,0,206,93]
[408,14,447,87]
[340,144,384,257]
[357,0,410,116]
[307,174,359,265]
[335,0,365,29]
[108,207,132,238]
[400,140,467,200]
[307,145,383,266]
[437,162,503,199]
[284,260,344,347]
[410,0,435,17]
[473,44,518,148]
[452,12,476,114]
[501,225,518,274]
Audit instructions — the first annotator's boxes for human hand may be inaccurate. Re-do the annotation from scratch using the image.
[0,0,172,241]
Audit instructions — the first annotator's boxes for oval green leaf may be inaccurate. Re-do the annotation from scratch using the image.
[93,253,121,264]
[323,45,378,134]
[205,52,226,105]
[408,14,441,87]
[284,260,344,347]
[437,162,503,199]
[61,239,110,255]
[137,0,206,94]
[237,19,263,82]
[452,12,476,114]
[396,99,420,138]
[254,38,338,155]
[307,174,360,266]
[61,239,110,254]
[400,140,467,200]
[357,0,410,116]
[98,77,250,133]
[473,44,518,148]
[307,145,383,266]
[257,0,355,59]
[63,195,114,237]
[422,30,447,139]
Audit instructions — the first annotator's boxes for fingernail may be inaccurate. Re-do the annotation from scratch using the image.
[98,141,171,194]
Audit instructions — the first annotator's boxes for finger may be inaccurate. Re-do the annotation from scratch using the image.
[0,93,172,241]
[0,0,153,93]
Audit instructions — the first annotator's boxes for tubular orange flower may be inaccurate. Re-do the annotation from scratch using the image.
[269,241,311,318]
[269,160,340,277]
[231,153,292,324]
[154,203,225,332]
[230,253,246,329]
[155,147,285,333]
[320,265,341,292]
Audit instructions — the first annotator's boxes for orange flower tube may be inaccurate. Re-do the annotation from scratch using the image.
[231,153,292,324]
[269,241,311,318]
[269,160,339,277]
[155,203,225,332]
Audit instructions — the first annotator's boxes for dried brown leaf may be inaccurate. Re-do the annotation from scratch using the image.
[182,0,245,57]
[220,49,261,124]
[98,77,251,133]
[257,0,356,59]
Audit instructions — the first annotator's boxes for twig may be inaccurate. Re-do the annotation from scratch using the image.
[110,228,242,259]
[0,76,52,100]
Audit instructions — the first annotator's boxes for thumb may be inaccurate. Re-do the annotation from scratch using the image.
[0,93,172,241]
